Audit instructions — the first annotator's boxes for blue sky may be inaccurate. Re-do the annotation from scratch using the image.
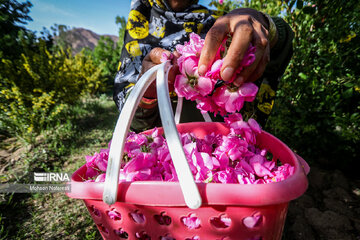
[25,0,213,36]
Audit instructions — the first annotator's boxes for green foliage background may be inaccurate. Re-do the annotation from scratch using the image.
[0,0,125,142]
[211,0,360,172]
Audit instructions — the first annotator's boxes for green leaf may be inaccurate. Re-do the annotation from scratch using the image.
[343,88,353,99]
[344,82,354,88]
[350,112,359,121]
[298,72,307,80]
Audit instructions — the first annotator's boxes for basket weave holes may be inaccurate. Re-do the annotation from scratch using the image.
[154,212,171,226]
[181,213,201,229]
[114,228,128,239]
[242,212,263,229]
[210,214,232,228]
[107,208,122,221]
[129,210,146,224]
[185,236,200,240]
[96,224,109,235]
[88,205,101,217]
[135,231,151,240]
[159,234,176,240]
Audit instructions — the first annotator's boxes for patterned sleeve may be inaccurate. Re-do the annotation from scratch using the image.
[113,0,153,111]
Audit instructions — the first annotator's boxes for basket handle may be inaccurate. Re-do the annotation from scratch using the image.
[156,62,202,209]
[103,63,162,206]
[103,61,202,209]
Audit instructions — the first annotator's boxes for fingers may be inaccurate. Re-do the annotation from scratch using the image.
[198,18,229,76]
[141,48,168,99]
[142,48,179,99]
[149,47,172,64]
[220,16,253,82]
[233,21,270,86]
[235,45,270,86]
[141,47,172,76]
[199,9,271,85]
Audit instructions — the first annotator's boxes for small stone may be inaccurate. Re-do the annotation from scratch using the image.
[353,188,360,196]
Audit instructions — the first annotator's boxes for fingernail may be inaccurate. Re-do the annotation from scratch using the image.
[234,76,244,87]
[198,65,207,76]
[221,67,234,82]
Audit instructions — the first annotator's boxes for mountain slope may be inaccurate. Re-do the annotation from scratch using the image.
[55,27,119,54]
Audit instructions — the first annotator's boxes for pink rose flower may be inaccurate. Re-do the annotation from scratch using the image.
[175,55,216,100]
[176,33,204,57]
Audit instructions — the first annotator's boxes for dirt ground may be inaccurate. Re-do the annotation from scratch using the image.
[283,165,360,240]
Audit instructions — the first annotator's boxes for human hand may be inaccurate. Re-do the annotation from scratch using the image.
[198,8,277,86]
[139,47,179,100]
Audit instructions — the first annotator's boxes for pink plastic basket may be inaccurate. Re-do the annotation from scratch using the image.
[66,62,309,240]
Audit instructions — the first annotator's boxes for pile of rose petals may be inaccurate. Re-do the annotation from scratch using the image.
[84,114,294,184]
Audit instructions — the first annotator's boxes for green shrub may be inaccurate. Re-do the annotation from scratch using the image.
[0,38,106,140]
[268,0,360,170]
[90,36,122,91]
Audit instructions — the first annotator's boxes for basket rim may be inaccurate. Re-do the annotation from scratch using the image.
[66,122,308,207]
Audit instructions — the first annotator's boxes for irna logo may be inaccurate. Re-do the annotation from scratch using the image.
[34,172,70,182]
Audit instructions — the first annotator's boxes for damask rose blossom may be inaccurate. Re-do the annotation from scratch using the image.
[175,54,216,100]
[174,33,258,115]
[213,82,258,113]
[176,33,204,57]
[174,73,215,100]
[206,59,223,79]
[196,96,226,116]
